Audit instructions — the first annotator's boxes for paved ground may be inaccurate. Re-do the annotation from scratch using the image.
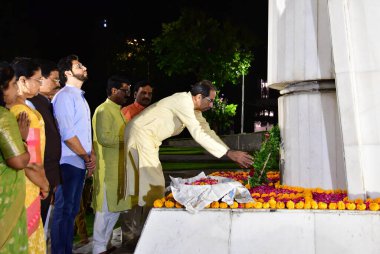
[71,227,134,254]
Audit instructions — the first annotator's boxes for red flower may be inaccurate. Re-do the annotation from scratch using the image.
[249,167,255,177]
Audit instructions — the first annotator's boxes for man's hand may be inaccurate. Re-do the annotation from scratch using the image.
[84,152,96,177]
[226,150,254,168]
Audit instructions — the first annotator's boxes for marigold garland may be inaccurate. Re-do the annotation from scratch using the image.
[154,170,380,211]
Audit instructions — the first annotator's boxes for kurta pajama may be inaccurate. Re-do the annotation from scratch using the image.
[124,92,229,207]
[92,99,133,253]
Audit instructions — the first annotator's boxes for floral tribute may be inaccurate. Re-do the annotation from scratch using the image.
[184,177,219,185]
[154,170,380,211]
[249,125,281,188]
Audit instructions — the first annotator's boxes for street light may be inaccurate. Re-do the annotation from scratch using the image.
[241,74,245,134]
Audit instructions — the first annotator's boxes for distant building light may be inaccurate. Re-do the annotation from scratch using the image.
[103,19,108,28]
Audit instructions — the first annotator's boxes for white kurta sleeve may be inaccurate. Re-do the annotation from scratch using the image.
[173,96,229,158]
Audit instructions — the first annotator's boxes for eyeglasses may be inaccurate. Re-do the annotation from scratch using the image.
[29,77,43,84]
[119,88,130,94]
[73,63,86,69]
[49,77,60,83]
[203,96,214,103]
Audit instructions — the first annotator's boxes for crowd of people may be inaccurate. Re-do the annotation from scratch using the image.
[0,54,253,254]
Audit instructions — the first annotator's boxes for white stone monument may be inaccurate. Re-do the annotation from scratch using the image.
[133,2,380,254]
[268,0,380,199]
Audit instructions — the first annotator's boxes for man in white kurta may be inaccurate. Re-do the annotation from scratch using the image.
[124,80,253,208]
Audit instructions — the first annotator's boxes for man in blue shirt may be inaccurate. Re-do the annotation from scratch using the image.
[51,55,96,254]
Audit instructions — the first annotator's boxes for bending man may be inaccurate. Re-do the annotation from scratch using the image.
[124,80,253,208]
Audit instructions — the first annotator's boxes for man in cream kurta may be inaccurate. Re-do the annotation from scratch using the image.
[124,80,254,208]
[92,76,132,254]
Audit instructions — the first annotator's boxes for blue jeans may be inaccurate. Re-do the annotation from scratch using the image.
[51,164,86,254]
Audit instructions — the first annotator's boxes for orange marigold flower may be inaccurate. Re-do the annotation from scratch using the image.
[329,203,337,210]
[165,200,175,208]
[254,202,263,209]
[161,197,166,203]
[269,199,277,209]
[304,201,311,209]
[338,201,346,210]
[356,203,366,211]
[276,201,285,209]
[295,201,304,209]
[374,198,380,203]
[354,198,363,204]
[286,200,295,209]
[304,197,312,203]
[229,201,239,209]
[153,199,163,208]
[245,183,250,189]
[311,201,318,209]
[210,201,220,208]
[316,188,324,194]
[369,203,380,211]
[304,192,313,199]
[166,193,174,199]
[346,203,356,210]
[219,202,228,209]
[175,202,183,208]
[263,202,270,209]
[205,203,211,208]
[245,202,255,209]
[318,202,328,210]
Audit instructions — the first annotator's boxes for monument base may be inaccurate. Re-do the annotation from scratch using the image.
[135,208,380,254]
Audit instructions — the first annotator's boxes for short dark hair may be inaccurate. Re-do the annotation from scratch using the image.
[35,59,58,78]
[11,57,40,80]
[133,80,152,94]
[190,80,216,97]
[0,61,15,107]
[106,75,130,96]
[57,54,79,84]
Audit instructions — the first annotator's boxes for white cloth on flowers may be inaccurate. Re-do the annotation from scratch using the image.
[169,172,253,213]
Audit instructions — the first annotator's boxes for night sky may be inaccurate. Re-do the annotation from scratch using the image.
[0,0,270,132]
